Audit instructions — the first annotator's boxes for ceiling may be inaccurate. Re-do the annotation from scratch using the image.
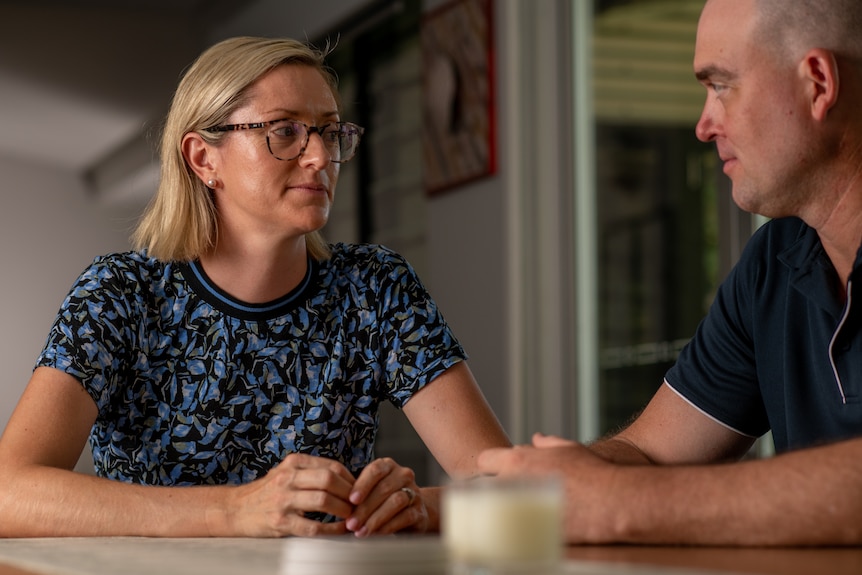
[0,1,243,170]
[0,0,368,207]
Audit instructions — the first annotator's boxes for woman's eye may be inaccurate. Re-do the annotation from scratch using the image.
[272,123,300,138]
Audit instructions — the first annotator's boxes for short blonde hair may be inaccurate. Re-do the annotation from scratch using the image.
[132,36,338,262]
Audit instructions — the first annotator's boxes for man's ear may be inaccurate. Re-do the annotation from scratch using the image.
[801,48,839,121]
[182,131,217,184]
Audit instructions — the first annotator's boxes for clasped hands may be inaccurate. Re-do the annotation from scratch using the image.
[227,453,427,537]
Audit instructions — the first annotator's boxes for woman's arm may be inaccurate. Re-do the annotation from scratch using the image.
[345,361,510,535]
[0,367,358,537]
[402,361,511,478]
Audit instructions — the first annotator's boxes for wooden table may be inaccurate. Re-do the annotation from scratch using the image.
[565,544,862,574]
[0,537,861,575]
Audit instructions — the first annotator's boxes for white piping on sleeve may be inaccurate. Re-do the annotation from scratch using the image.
[663,379,758,438]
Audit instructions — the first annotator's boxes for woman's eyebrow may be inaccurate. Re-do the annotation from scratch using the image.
[266,108,340,118]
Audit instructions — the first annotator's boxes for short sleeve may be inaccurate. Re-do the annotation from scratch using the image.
[372,249,467,407]
[35,255,137,411]
[665,228,770,438]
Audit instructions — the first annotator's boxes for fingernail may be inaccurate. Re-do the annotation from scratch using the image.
[354,526,368,538]
[346,518,360,531]
[350,491,362,504]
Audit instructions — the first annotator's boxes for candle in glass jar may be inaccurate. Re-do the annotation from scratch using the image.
[443,476,563,570]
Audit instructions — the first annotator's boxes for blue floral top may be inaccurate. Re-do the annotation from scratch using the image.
[36,243,465,486]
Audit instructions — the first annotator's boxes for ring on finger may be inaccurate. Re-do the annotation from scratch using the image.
[400,486,416,506]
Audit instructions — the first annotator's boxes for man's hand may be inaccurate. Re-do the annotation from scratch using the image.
[478,432,626,544]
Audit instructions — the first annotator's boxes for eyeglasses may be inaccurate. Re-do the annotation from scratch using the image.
[206,119,365,163]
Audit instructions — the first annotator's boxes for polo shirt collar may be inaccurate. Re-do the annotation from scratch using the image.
[777,222,845,316]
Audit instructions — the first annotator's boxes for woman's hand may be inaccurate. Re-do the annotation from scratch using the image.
[344,457,429,537]
[223,453,356,537]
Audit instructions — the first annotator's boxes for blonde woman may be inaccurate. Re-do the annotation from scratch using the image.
[0,36,509,538]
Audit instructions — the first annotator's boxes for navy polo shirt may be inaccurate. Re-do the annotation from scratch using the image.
[666,217,862,453]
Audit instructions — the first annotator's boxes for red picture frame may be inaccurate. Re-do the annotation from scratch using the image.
[421,0,496,195]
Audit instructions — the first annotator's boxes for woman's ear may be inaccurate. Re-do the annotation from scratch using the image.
[801,48,839,121]
[182,131,217,184]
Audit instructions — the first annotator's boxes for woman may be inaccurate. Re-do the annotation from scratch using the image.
[0,36,509,538]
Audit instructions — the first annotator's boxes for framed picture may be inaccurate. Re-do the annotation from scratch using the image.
[421,0,496,195]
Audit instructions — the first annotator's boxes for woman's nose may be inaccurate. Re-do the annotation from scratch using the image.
[298,130,331,168]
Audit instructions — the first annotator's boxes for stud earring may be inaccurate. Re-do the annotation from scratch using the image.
[207,179,216,188]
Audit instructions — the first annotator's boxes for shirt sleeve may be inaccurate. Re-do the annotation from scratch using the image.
[35,255,135,411]
[664,227,771,438]
[372,248,467,408]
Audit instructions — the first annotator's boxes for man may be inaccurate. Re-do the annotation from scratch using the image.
[479,0,862,546]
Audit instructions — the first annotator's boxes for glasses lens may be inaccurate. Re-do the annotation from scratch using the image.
[267,120,305,160]
[333,123,363,163]
[266,121,363,162]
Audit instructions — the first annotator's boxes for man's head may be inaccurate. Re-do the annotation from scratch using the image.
[694,0,859,223]
[753,0,862,64]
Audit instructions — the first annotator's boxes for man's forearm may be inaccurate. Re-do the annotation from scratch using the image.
[585,438,862,546]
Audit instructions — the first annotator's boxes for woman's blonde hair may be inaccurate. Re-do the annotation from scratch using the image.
[132,36,338,262]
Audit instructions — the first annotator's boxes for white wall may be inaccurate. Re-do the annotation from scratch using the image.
[0,157,140,469]
[429,0,578,443]
[420,0,510,433]
[427,180,508,430]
